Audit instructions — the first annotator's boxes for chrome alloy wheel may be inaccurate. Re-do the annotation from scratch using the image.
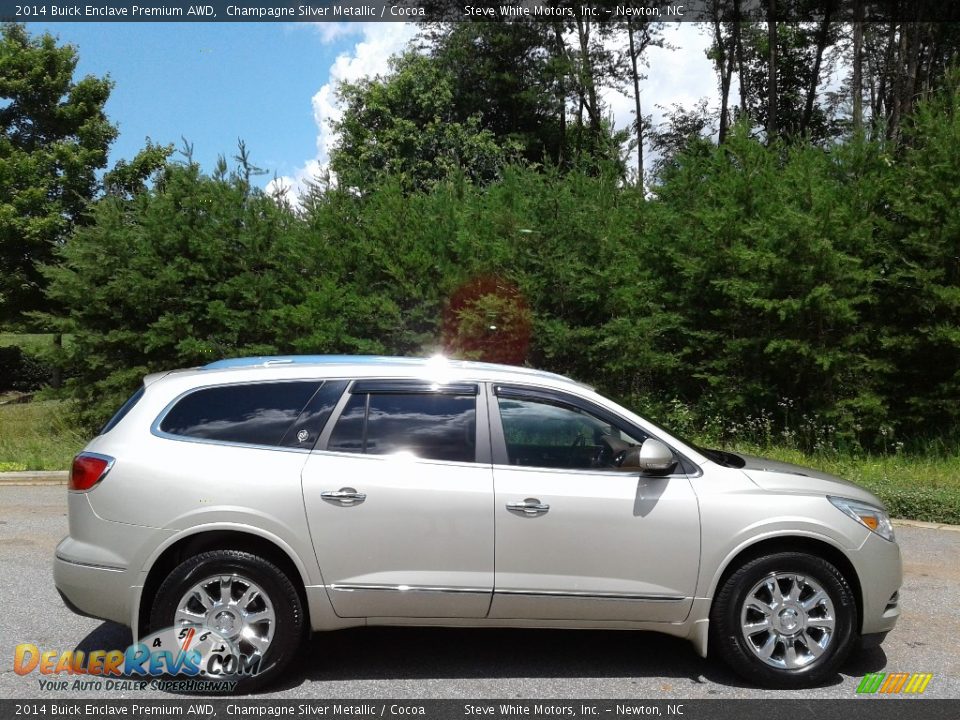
[175,574,276,661]
[739,572,836,669]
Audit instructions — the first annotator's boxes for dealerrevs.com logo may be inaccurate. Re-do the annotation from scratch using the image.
[13,627,260,692]
[856,672,934,695]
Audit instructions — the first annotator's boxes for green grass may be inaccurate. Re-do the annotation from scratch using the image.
[0,332,75,355]
[0,332,55,353]
[0,400,87,472]
[722,443,960,525]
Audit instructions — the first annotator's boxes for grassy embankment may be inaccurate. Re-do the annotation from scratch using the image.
[0,400,86,472]
[0,332,60,352]
[0,333,85,470]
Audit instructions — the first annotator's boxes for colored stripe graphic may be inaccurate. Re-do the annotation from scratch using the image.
[856,672,932,694]
[880,673,910,695]
[904,673,933,694]
[856,673,885,693]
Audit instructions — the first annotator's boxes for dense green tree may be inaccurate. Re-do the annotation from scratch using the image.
[46,67,960,448]
[651,126,888,435]
[40,154,305,426]
[0,23,116,325]
[423,22,567,167]
[870,76,960,430]
[102,140,174,200]
[332,22,632,190]
[647,100,716,182]
[329,51,520,194]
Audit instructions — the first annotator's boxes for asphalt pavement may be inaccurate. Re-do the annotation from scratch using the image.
[1,485,957,700]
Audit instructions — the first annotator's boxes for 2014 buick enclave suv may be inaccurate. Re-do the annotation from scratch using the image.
[54,355,901,691]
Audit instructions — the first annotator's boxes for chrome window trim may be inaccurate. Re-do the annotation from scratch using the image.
[494,589,686,602]
[327,583,684,603]
[351,380,479,395]
[149,430,316,455]
[308,449,490,471]
[55,554,125,572]
[489,463,691,481]
[330,584,490,595]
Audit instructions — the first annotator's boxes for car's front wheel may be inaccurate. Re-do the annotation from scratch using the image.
[149,550,304,693]
[709,552,858,688]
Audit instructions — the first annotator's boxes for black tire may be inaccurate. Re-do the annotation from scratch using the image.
[709,552,858,689]
[149,550,304,693]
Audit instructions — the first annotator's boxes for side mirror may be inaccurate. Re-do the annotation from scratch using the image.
[621,439,677,475]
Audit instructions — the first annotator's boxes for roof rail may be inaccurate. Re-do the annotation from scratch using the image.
[200,354,591,390]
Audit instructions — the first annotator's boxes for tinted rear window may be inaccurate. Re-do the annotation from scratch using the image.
[159,381,320,447]
[327,392,477,463]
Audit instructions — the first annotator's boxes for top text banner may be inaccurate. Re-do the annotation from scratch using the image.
[5,0,960,23]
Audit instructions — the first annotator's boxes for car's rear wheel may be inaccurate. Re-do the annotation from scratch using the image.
[709,552,858,688]
[149,550,304,693]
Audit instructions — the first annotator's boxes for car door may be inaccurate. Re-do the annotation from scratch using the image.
[488,384,700,623]
[301,379,494,618]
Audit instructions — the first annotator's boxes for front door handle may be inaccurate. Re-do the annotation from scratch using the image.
[506,498,550,515]
[321,488,367,505]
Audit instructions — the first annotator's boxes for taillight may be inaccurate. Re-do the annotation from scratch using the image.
[69,453,115,491]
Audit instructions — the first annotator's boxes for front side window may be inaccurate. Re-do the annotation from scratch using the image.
[159,381,321,446]
[497,396,647,470]
[327,392,477,463]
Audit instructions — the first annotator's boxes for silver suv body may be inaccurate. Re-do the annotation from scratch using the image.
[55,355,901,690]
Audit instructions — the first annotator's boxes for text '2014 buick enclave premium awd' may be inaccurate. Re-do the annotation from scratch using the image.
[55,355,901,691]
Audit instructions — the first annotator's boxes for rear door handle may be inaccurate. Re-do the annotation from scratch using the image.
[321,488,367,505]
[506,498,550,515]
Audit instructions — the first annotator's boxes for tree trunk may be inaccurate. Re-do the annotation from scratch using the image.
[627,23,644,182]
[766,0,778,141]
[553,25,568,166]
[852,0,864,132]
[799,6,833,137]
[713,14,733,144]
[877,21,898,123]
[576,95,584,162]
[902,22,921,122]
[575,18,602,140]
[920,24,938,99]
[733,0,747,114]
[887,24,906,141]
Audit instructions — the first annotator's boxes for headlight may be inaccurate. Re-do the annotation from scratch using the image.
[829,496,895,542]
